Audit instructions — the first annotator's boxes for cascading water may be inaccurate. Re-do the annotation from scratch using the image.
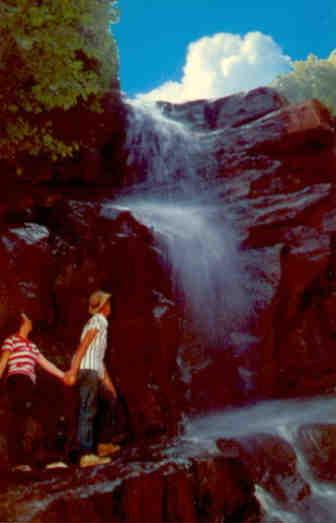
[124,99,204,186]
[104,99,256,344]
[104,98,336,522]
[108,198,251,343]
[180,397,336,522]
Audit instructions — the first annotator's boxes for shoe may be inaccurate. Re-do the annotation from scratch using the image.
[79,454,111,468]
[97,443,120,457]
[45,461,69,470]
[11,464,32,473]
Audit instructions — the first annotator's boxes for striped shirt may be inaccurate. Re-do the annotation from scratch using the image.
[79,313,108,377]
[1,335,41,383]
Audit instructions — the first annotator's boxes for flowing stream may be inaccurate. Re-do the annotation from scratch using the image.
[181,396,336,523]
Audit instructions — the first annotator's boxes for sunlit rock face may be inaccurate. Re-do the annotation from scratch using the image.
[0,86,336,521]
[158,87,286,131]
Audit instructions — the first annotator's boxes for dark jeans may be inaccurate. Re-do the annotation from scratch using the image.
[78,370,119,453]
[77,370,100,454]
[7,374,35,465]
[70,369,120,459]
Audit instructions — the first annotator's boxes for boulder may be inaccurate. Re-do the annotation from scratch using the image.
[217,435,310,505]
[0,223,54,329]
[296,423,336,481]
[158,87,287,131]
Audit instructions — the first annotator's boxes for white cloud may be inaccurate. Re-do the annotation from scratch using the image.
[136,32,292,103]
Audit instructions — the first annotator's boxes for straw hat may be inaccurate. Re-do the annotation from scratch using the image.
[89,290,111,315]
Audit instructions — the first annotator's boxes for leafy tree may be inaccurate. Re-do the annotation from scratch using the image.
[272,51,336,115]
[0,0,119,166]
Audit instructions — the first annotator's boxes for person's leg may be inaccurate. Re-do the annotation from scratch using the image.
[98,383,131,445]
[77,370,100,455]
[96,384,122,457]
[62,384,80,463]
[96,384,115,444]
[7,375,34,467]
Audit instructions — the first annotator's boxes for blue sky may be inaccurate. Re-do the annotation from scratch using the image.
[114,1,335,100]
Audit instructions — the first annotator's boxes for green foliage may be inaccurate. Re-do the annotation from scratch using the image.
[0,0,119,163]
[272,52,336,115]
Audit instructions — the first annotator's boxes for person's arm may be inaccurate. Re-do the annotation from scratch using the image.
[102,365,117,398]
[68,328,98,381]
[36,352,65,382]
[0,351,10,380]
[0,337,13,380]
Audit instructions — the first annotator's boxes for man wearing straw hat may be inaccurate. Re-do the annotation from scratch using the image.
[66,290,120,468]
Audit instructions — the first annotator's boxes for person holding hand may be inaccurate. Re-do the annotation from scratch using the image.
[65,290,120,468]
[0,313,68,472]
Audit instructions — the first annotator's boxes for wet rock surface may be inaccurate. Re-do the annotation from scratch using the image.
[296,423,336,482]
[1,87,336,520]
[217,433,311,510]
[0,446,260,523]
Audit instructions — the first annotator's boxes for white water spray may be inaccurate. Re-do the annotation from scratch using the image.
[125,100,204,187]
[108,100,254,343]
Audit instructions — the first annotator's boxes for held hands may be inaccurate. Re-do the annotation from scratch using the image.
[63,370,76,386]
[62,367,117,397]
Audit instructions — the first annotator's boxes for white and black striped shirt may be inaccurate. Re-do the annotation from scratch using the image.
[79,313,108,377]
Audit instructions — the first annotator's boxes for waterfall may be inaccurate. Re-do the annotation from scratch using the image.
[98,96,336,523]
[104,99,336,522]
[104,99,256,345]
[124,99,207,188]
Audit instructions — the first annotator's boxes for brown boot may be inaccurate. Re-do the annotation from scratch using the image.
[97,443,120,457]
[80,454,111,468]
[45,461,69,470]
[11,464,32,473]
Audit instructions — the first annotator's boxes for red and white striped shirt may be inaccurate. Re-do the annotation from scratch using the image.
[1,335,41,383]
